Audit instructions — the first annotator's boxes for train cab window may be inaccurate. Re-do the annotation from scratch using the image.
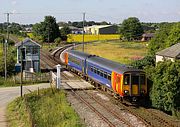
[124,74,130,85]
[140,75,145,85]
[132,75,139,85]
[104,72,107,79]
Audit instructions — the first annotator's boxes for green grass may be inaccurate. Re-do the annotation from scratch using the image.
[7,88,84,127]
[7,97,31,127]
[77,40,148,64]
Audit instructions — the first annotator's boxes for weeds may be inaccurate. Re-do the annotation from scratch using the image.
[7,88,84,127]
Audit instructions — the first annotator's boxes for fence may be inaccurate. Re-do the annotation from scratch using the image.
[14,71,50,84]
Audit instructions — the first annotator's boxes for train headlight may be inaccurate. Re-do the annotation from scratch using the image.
[124,90,129,95]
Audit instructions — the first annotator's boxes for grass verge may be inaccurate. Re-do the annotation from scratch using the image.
[7,88,84,127]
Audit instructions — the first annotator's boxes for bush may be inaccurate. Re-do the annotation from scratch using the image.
[131,55,155,69]
[54,37,62,46]
[150,60,180,116]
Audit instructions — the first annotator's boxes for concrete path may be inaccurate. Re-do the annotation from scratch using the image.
[0,83,50,127]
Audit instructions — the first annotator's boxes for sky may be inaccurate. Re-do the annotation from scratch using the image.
[0,0,180,24]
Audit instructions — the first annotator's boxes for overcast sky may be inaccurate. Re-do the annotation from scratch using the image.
[0,0,180,24]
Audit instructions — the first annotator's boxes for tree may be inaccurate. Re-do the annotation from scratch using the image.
[0,46,16,76]
[60,26,71,41]
[131,55,155,69]
[148,22,180,55]
[119,17,143,41]
[54,37,62,46]
[165,22,180,47]
[150,60,180,116]
[32,16,60,42]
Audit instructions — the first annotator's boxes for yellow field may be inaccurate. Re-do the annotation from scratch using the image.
[67,34,121,42]
[27,33,34,38]
[76,41,148,64]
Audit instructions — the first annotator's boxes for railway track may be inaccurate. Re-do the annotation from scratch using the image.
[61,72,148,127]
[112,96,178,127]
[62,68,179,127]
[49,44,179,127]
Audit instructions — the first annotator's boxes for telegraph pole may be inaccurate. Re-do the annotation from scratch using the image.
[82,12,85,52]
[4,13,11,80]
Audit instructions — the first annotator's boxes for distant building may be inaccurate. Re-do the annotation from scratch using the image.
[141,33,154,41]
[25,27,32,33]
[15,38,41,72]
[156,43,180,63]
[59,26,83,34]
[69,26,83,34]
[84,25,117,35]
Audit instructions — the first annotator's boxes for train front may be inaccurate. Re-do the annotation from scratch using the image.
[112,70,147,101]
[122,72,147,101]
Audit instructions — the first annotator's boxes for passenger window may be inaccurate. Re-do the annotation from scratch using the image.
[100,70,103,77]
[104,72,107,79]
[94,68,97,73]
[124,74,130,85]
[91,67,93,72]
[97,69,100,75]
[108,74,111,81]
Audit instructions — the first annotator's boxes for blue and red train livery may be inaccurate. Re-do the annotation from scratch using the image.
[64,50,147,100]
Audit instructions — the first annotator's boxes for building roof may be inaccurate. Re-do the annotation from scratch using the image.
[156,43,180,58]
[15,38,41,47]
[85,25,112,29]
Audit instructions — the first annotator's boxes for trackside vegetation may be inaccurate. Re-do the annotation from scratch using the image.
[131,22,180,118]
[7,88,84,127]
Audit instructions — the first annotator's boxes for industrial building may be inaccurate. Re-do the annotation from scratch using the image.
[84,25,117,35]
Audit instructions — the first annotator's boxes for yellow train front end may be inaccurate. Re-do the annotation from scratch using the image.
[122,72,147,101]
[112,71,147,101]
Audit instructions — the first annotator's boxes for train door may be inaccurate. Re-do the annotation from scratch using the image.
[131,74,140,96]
[82,60,84,73]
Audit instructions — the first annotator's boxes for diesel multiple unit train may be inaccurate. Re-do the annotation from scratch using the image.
[64,50,147,101]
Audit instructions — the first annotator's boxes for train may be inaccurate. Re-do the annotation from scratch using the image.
[64,50,147,101]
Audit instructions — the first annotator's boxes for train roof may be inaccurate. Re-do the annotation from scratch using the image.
[87,56,143,74]
[68,50,91,59]
[68,50,143,74]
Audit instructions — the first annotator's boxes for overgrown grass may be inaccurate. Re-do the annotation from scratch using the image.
[77,40,148,64]
[7,88,84,127]
[0,77,16,87]
[7,97,31,127]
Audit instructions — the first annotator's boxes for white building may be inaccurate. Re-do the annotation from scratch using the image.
[156,43,180,63]
[84,25,117,35]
